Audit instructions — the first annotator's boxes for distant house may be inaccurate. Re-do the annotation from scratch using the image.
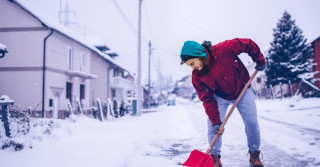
[246,62,273,98]
[0,0,133,118]
[125,73,135,97]
[173,75,195,99]
[311,36,320,88]
[247,36,320,98]
[86,37,133,106]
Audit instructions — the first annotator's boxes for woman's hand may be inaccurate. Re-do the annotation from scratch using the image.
[213,123,224,135]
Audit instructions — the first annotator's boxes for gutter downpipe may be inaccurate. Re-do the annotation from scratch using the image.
[42,29,54,118]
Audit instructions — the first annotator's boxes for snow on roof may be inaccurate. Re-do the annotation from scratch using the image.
[14,0,130,73]
[84,36,108,47]
[0,42,7,51]
[310,36,320,44]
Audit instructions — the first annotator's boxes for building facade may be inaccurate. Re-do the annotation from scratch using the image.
[0,0,133,118]
[312,36,320,88]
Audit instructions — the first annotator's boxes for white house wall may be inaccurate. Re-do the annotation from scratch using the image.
[0,0,51,111]
[45,31,92,111]
[0,0,93,116]
[0,0,131,118]
[0,0,43,28]
[90,53,111,104]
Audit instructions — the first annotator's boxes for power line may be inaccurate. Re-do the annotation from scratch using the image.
[153,46,179,57]
[106,0,136,42]
[153,0,223,41]
[111,0,199,59]
[112,0,138,33]
[112,0,149,42]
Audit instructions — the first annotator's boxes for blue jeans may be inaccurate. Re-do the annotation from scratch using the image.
[207,87,260,155]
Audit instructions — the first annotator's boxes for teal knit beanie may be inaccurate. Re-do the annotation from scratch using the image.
[180,41,207,64]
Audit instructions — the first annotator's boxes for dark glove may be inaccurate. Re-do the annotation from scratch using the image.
[213,123,224,135]
[255,63,266,71]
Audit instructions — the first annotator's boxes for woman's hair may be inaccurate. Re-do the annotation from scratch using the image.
[199,56,207,66]
[198,56,208,71]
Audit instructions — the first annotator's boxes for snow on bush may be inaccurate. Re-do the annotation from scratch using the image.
[0,109,62,151]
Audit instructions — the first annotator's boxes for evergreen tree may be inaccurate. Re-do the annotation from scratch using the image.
[265,11,315,86]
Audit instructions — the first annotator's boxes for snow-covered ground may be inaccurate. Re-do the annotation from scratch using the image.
[0,97,319,167]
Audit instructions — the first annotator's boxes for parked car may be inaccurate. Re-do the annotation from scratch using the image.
[167,94,176,106]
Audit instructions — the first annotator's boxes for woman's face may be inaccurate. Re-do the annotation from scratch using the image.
[185,58,204,71]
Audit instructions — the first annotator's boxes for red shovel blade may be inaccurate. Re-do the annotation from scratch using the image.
[182,150,213,167]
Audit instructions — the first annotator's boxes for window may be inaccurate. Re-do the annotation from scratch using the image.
[80,84,85,99]
[49,99,53,107]
[121,70,124,78]
[111,89,116,98]
[257,77,261,83]
[67,47,73,71]
[66,82,73,102]
[80,53,86,71]
[113,68,117,77]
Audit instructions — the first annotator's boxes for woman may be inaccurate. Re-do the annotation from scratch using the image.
[180,38,266,167]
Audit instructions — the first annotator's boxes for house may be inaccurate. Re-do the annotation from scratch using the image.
[0,0,133,118]
[85,36,133,109]
[246,62,276,98]
[311,36,320,88]
[173,75,195,99]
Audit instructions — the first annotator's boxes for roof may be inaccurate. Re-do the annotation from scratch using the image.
[12,0,130,72]
[311,36,320,44]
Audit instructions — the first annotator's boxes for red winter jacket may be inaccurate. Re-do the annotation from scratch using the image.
[192,38,266,126]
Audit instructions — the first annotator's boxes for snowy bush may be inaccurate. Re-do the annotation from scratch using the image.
[1,140,24,151]
[0,108,61,151]
[0,108,30,151]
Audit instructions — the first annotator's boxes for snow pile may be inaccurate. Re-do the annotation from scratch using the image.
[0,97,319,166]
[0,104,200,167]
[256,98,320,165]
[0,116,67,151]
[256,97,320,129]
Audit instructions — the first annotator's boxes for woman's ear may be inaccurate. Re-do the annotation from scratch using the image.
[200,57,207,65]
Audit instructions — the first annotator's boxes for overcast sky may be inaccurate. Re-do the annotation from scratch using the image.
[20,0,320,83]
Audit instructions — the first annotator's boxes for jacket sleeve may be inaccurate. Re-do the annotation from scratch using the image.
[224,38,266,67]
[192,72,222,126]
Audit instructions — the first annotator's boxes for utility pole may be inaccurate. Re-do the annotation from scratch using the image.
[137,0,142,116]
[148,41,152,108]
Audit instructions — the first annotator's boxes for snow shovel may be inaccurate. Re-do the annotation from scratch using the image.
[182,69,259,167]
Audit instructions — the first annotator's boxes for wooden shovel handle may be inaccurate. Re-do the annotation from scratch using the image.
[205,69,259,154]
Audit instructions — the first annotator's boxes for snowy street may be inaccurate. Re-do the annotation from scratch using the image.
[1,0,320,167]
[0,98,320,167]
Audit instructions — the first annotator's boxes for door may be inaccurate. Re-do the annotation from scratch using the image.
[53,96,59,119]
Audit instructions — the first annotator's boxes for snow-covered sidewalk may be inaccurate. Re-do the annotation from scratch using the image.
[256,98,320,166]
[0,97,319,167]
[0,100,204,167]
